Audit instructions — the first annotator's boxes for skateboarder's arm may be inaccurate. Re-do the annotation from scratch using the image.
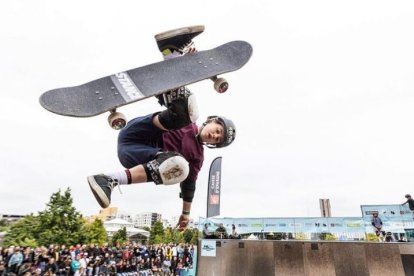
[176,201,192,231]
[176,179,195,231]
[181,200,192,216]
[179,179,196,203]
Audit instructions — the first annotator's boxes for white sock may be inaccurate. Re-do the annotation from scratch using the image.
[107,170,129,185]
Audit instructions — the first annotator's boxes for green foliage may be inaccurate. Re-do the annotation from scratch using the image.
[366,233,379,242]
[182,228,193,244]
[3,188,104,247]
[163,227,182,244]
[319,232,337,241]
[36,188,86,246]
[149,221,165,244]
[190,228,199,244]
[112,227,128,246]
[3,214,39,247]
[83,219,108,245]
[0,219,11,232]
[294,232,308,240]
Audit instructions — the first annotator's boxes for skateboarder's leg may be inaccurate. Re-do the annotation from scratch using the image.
[88,113,190,208]
[154,26,201,123]
[155,25,204,57]
[87,151,189,208]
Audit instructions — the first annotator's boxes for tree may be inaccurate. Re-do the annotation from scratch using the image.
[36,188,86,246]
[0,219,10,232]
[83,219,107,245]
[3,214,39,247]
[150,221,165,244]
[182,228,193,244]
[112,227,128,246]
[163,227,183,244]
[190,228,199,244]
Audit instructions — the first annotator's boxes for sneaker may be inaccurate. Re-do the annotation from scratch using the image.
[155,25,205,55]
[87,174,119,208]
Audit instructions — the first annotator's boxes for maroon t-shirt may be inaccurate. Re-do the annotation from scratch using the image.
[161,123,204,182]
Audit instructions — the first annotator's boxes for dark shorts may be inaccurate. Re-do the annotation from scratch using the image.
[117,113,163,168]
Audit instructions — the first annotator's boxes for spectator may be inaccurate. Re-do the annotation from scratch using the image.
[8,247,23,274]
[0,260,5,275]
[79,253,89,275]
[175,257,185,276]
[60,255,72,276]
[170,256,178,275]
[37,246,50,273]
[0,243,195,275]
[171,244,177,259]
[138,258,150,275]
[229,224,241,239]
[162,256,172,275]
[385,232,394,242]
[70,254,81,275]
[203,223,214,239]
[177,244,184,259]
[215,223,228,239]
[44,257,59,276]
[371,212,385,242]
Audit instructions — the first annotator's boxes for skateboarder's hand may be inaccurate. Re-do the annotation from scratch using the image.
[176,214,190,231]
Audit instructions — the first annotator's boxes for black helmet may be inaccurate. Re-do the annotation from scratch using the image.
[203,116,236,148]
[405,194,411,198]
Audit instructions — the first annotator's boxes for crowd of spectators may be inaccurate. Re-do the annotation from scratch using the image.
[0,242,195,276]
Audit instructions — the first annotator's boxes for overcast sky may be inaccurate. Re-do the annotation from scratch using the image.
[1,0,414,220]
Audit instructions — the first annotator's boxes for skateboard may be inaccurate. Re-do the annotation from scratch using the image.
[39,40,253,129]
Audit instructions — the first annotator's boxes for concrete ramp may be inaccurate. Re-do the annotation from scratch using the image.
[197,240,414,276]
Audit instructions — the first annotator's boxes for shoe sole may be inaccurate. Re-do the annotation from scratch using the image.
[155,25,205,41]
[87,176,110,208]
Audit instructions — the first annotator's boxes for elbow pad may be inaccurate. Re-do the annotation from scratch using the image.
[179,180,196,202]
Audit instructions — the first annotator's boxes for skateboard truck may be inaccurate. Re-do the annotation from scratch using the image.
[108,109,127,130]
[191,48,228,93]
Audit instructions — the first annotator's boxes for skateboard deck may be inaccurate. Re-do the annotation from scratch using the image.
[39,40,252,118]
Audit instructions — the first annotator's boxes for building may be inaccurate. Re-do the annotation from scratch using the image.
[0,214,24,223]
[104,218,149,243]
[133,212,162,228]
[87,207,119,223]
[319,198,332,217]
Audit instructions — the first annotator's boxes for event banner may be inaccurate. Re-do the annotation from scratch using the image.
[360,204,414,231]
[207,157,222,218]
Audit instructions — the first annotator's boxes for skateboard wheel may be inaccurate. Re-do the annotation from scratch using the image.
[214,77,228,93]
[108,112,127,130]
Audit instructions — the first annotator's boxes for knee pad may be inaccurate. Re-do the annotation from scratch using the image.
[187,93,199,123]
[145,152,189,185]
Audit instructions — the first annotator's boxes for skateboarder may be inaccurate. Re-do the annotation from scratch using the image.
[87,26,236,231]
[371,212,385,241]
[402,194,414,219]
